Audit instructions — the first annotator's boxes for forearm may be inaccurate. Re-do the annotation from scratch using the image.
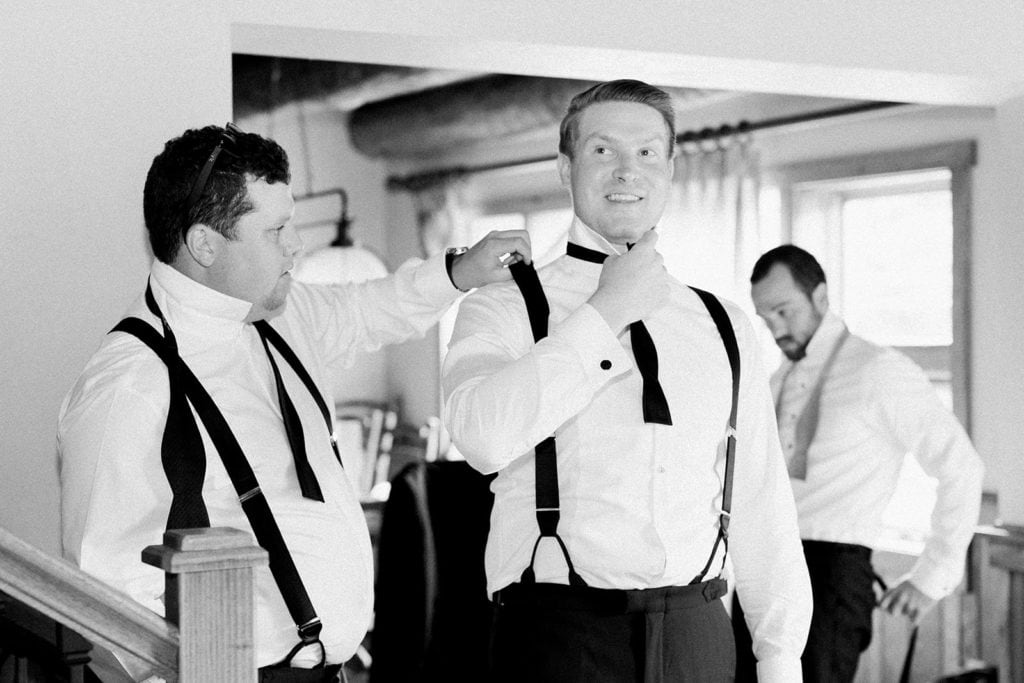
[884,359,985,598]
[297,253,460,363]
[911,439,984,598]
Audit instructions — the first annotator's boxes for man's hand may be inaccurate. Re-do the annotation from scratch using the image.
[878,578,937,625]
[450,229,532,291]
[587,229,670,334]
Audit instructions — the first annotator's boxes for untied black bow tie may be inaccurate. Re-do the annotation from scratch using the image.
[255,320,324,501]
[567,242,673,425]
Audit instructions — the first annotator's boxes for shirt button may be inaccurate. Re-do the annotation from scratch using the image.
[657,466,666,474]
[600,359,612,370]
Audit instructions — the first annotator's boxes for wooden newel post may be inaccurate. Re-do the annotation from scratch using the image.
[990,544,1024,682]
[142,528,268,682]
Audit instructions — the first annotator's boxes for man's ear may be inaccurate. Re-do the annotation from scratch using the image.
[811,281,830,314]
[557,153,572,188]
[183,224,222,268]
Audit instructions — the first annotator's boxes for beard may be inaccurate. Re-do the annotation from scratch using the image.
[777,335,809,361]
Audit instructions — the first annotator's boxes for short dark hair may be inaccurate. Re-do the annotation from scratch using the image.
[558,79,676,159]
[143,124,290,263]
[750,244,827,299]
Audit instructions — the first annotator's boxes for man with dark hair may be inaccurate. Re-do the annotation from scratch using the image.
[745,244,984,682]
[443,80,811,682]
[58,123,530,681]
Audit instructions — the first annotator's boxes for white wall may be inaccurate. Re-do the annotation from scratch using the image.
[0,3,231,553]
[981,96,1024,524]
[3,1,1024,557]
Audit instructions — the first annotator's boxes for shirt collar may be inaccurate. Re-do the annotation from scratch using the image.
[150,260,253,327]
[567,216,628,258]
[803,309,847,363]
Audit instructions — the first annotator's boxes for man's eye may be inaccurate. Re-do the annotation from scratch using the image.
[594,146,611,155]
[639,149,655,157]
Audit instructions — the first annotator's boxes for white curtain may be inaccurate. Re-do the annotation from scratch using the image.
[659,135,762,305]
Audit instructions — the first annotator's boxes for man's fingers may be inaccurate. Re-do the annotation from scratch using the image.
[485,231,532,265]
[497,237,532,265]
[632,228,659,250]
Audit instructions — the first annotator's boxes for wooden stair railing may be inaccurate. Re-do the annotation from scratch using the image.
[0,526,267,682]
[0,594,94,681]
[971,524,1024,683]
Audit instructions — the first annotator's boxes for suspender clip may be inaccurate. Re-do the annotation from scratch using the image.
[717,508,731,534]
[297,617,323,643]
[239,486,262,504]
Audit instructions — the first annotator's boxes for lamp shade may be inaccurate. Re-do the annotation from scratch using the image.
[293,244,388,285]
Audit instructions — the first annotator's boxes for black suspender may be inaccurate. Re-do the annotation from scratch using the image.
[110,283,331,666]
[689,286,740,583]
[508,261,587,588]
[508,261,740,587]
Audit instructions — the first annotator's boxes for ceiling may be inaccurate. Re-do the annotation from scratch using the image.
[233,55,879,166]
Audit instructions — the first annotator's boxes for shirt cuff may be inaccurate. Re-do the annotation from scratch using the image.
[757,655,804,683]
[549,303,632,385]
[909,560,961,601]
[408,252,463,306]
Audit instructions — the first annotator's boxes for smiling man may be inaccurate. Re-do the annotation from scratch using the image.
[442,80,811,682]
[57,124,529,682]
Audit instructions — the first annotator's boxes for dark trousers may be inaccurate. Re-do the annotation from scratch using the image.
[258,663,344,682]
[732,540,875,683]
[491,578,735,683]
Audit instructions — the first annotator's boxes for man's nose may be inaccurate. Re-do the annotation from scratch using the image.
[283,224,304,257]
[764,316,786,338]
[614,157,639,182]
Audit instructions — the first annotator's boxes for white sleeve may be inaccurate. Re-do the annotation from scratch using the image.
[874,353,984,599]
[727,312,813,682]
[289,253,461,373]
[442,287,631,475]
[58,348,171,620]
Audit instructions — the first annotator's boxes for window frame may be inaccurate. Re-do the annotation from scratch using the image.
[770,140,976,431]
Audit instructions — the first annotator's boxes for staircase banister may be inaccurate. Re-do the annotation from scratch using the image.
[0,524,179,678]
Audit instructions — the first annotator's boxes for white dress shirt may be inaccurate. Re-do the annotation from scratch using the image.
[773,310,984,599]
[58,255,458,669]
[443,218,811,682]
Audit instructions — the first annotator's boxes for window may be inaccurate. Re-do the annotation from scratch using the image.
[790,169,955,405]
